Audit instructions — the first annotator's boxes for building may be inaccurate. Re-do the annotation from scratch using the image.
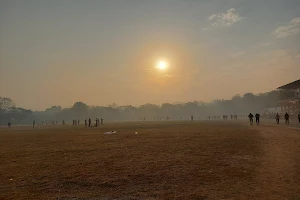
[277,79,300,115]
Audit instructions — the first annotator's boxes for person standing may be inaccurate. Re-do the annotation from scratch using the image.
[298,111,300,123]
[33,120,36,128]
[276,113,280,124]
[248,113,254,125]
[8,122,11,128]
[88,118,91,127]
[101,118,103,125]
[255,113,260,125]
[284,113,289,124]
[95,118,98,127]
[191,115,194,121]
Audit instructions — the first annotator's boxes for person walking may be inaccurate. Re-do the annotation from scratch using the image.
[248,113,254,125]
[285,113,289,124]
[255,113,260,125]
[276,113,280,124]
[88,118,91,127]
[95,118,98,127]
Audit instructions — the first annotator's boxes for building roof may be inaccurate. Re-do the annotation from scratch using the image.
[277,79,300,90]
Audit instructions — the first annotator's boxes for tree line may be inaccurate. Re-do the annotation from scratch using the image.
[0,90,295,125]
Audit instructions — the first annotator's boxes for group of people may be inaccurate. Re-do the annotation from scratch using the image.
[248,113,261,125]
[275,113,290,124]
[221,115,238,120]
[248,111,300,125]
[72,120,80,125]
[16,118,104,128]
[84,118,103,127]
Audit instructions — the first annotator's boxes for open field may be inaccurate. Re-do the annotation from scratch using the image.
[0,121,300,200]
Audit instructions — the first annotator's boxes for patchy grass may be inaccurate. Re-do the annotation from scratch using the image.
[0,121,277,199]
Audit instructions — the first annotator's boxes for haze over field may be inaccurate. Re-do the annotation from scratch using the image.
[0,0,300,110]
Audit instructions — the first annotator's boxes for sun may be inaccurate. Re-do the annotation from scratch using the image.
[156,60,169,71]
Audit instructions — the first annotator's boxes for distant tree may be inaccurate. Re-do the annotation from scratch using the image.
[9,107,33,122]
[45,106,62,113]
[72,102,88,112]
[0,97,16,111]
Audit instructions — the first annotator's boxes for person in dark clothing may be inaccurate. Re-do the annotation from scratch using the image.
[255,113,260,125]
[95,118,98,127]
[284,113,289,124]
[191,115,194,121]
[275,113,280,124]
[8,122,11,128]
[298,112,300,123]
[248,113,254,125]
[33,120,36,128]
[101,118,103,125]
[88,118,91,127]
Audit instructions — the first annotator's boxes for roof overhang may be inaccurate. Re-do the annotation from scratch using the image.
[277,79,300,90]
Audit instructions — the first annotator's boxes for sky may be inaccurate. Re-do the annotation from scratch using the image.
[0,0,300,110]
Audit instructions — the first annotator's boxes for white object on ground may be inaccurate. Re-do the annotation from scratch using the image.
[104,131,117,134]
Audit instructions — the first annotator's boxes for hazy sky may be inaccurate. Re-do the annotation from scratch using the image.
[0,0,300,110]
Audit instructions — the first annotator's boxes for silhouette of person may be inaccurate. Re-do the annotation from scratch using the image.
[298,112,300,123]
[284,113,289,124]
[88,118,91,127]
[248,113,254,125]
[95,118,98,127]
[33,120,36,128]
[101,118,103,125]
[275,113,280,124]
[191,115,194,121]
[8,122,11,128]
[255,113,260,125]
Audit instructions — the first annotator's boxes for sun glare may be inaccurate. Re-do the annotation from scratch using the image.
[156,60,169,71]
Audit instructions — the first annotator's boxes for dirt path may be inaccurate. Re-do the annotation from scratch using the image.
[251,125,300,200]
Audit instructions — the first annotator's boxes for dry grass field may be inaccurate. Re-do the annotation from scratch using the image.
[0,121,300,200]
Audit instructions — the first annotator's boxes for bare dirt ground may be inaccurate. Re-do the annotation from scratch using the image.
[0,121,299,200]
